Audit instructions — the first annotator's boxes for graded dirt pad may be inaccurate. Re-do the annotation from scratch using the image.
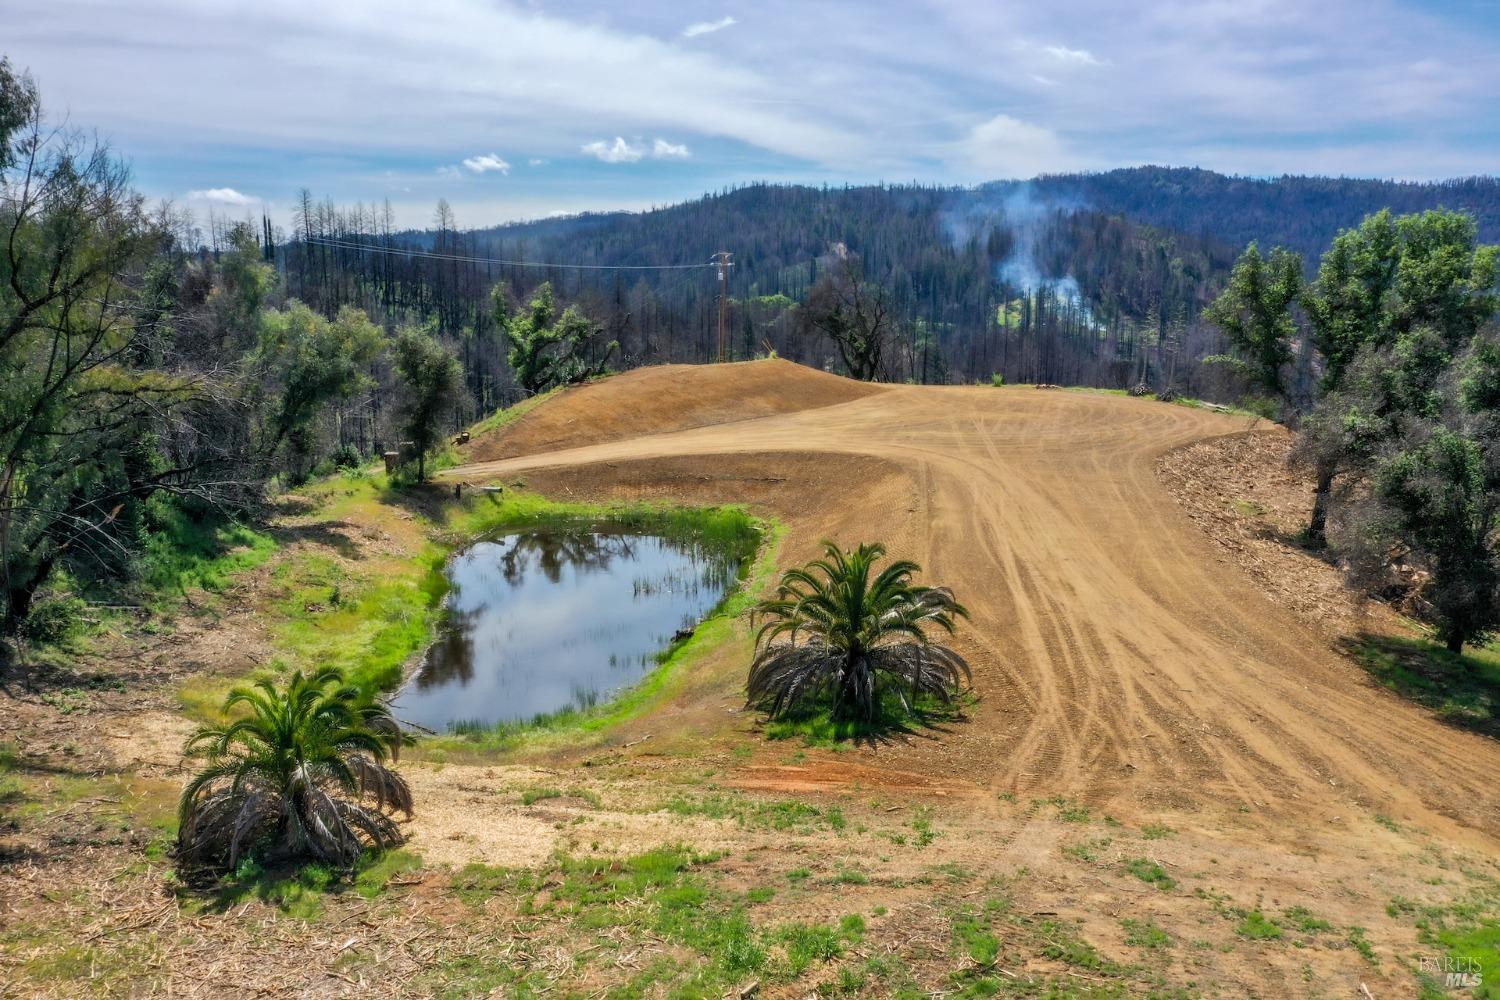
[7,362,1500,998]
[463,357,884,463]
[451,368,1500,850]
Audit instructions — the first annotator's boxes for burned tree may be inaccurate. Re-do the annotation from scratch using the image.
[801,256,896,382]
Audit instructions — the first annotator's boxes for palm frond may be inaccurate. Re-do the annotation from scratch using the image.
[174,666,412,873]
[746,540,973,724]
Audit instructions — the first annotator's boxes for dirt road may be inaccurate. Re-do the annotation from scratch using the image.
[450,360,1500,844]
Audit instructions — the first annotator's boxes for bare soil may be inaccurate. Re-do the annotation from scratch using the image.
[1155,429,1406,642]
[3,360,1498,998]
[463,358,882,464]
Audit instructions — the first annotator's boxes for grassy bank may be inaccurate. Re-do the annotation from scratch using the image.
[1342,632,1500,738]
[177,468,775,755]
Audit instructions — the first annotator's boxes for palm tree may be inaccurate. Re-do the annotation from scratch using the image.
[176,666,412,871]
[747,541,971,723]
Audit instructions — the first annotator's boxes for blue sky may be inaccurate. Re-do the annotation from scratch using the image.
[9,0,1500,231]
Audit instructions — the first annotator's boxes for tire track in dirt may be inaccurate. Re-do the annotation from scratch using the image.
[449,371,1500,847]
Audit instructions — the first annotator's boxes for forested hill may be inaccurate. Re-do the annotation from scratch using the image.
[470,167,1500,272]
[281,167,1500,399]
[1021,166,1500,259]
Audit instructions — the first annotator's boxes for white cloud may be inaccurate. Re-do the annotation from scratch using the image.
[461,152,510,174]
[186,187,259,207]
[435,165,461,179]
[9,0,859,170]
[581,137,691,163]
[1042,44,1102,65]
[527,158,548,167]
[582,137,645,163]
[683,16,737,39]
[957,114,1079,179]
[11,0,1500,214]
[652,138,691,159]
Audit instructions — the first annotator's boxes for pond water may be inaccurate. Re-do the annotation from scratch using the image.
[390,528,742,733]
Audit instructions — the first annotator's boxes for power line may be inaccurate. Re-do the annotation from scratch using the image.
[299,237,716,271]
[712,250,734,362]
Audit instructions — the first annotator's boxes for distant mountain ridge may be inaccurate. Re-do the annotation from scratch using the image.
[467,166,1500,266]
[287,167,1500,393]
[1017,166,1500,258]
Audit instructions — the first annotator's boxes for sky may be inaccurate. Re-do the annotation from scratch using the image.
[9,0,1500,231]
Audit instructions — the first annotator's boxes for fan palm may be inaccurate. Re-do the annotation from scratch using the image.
[747,541,971,723]
[176,666,412,871]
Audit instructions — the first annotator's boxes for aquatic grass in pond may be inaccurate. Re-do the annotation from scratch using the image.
[391,525,752,732]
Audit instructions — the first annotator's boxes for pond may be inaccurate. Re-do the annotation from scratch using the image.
[390,527,746,733]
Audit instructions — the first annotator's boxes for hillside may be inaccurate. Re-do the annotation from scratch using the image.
[464,358,883,463]
[448,361,1500,844]
[1033,166,1500,260]
[282,168,1500,398]
[471,168,1500,274]
[8,363,1500,997]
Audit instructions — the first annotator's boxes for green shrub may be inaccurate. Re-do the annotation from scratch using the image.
[19,594,86,644]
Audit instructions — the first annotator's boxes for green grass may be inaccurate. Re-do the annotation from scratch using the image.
[17,501,279,657]
[1281,906,1331,934]
[656,792,846,833]
[520,787,562,806]
[1347,926,1377,962]
[353,850,422,897]
[1124,857,1177,891]
[1063,837,1112,863]
[0,741,20,806]
[953,903,1004,964]
[1052,799,1092,823]
[911,806,939,847]
[179,849,422,919]
[1341,633,1500,736]
[140,502,279,600]
[450,862,534,907]
[761,690,973,746]
[1037,919,1113,970]
[832,865,870,885]
[1059,384,1271,419]
[477,844,867,993]
[1424,920,1499,998]
[1229,499,1269,517]
[1122,917,1172,949]
[1388,874,1500,998]
[465,387,562,439]
[1235,910,1282,940]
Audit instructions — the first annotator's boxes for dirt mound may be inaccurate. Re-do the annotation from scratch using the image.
[465,358,883,462]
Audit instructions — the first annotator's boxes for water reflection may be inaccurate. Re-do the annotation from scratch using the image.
[390,529,739,732]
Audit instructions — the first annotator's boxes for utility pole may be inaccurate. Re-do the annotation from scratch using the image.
[713,250,733,362]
